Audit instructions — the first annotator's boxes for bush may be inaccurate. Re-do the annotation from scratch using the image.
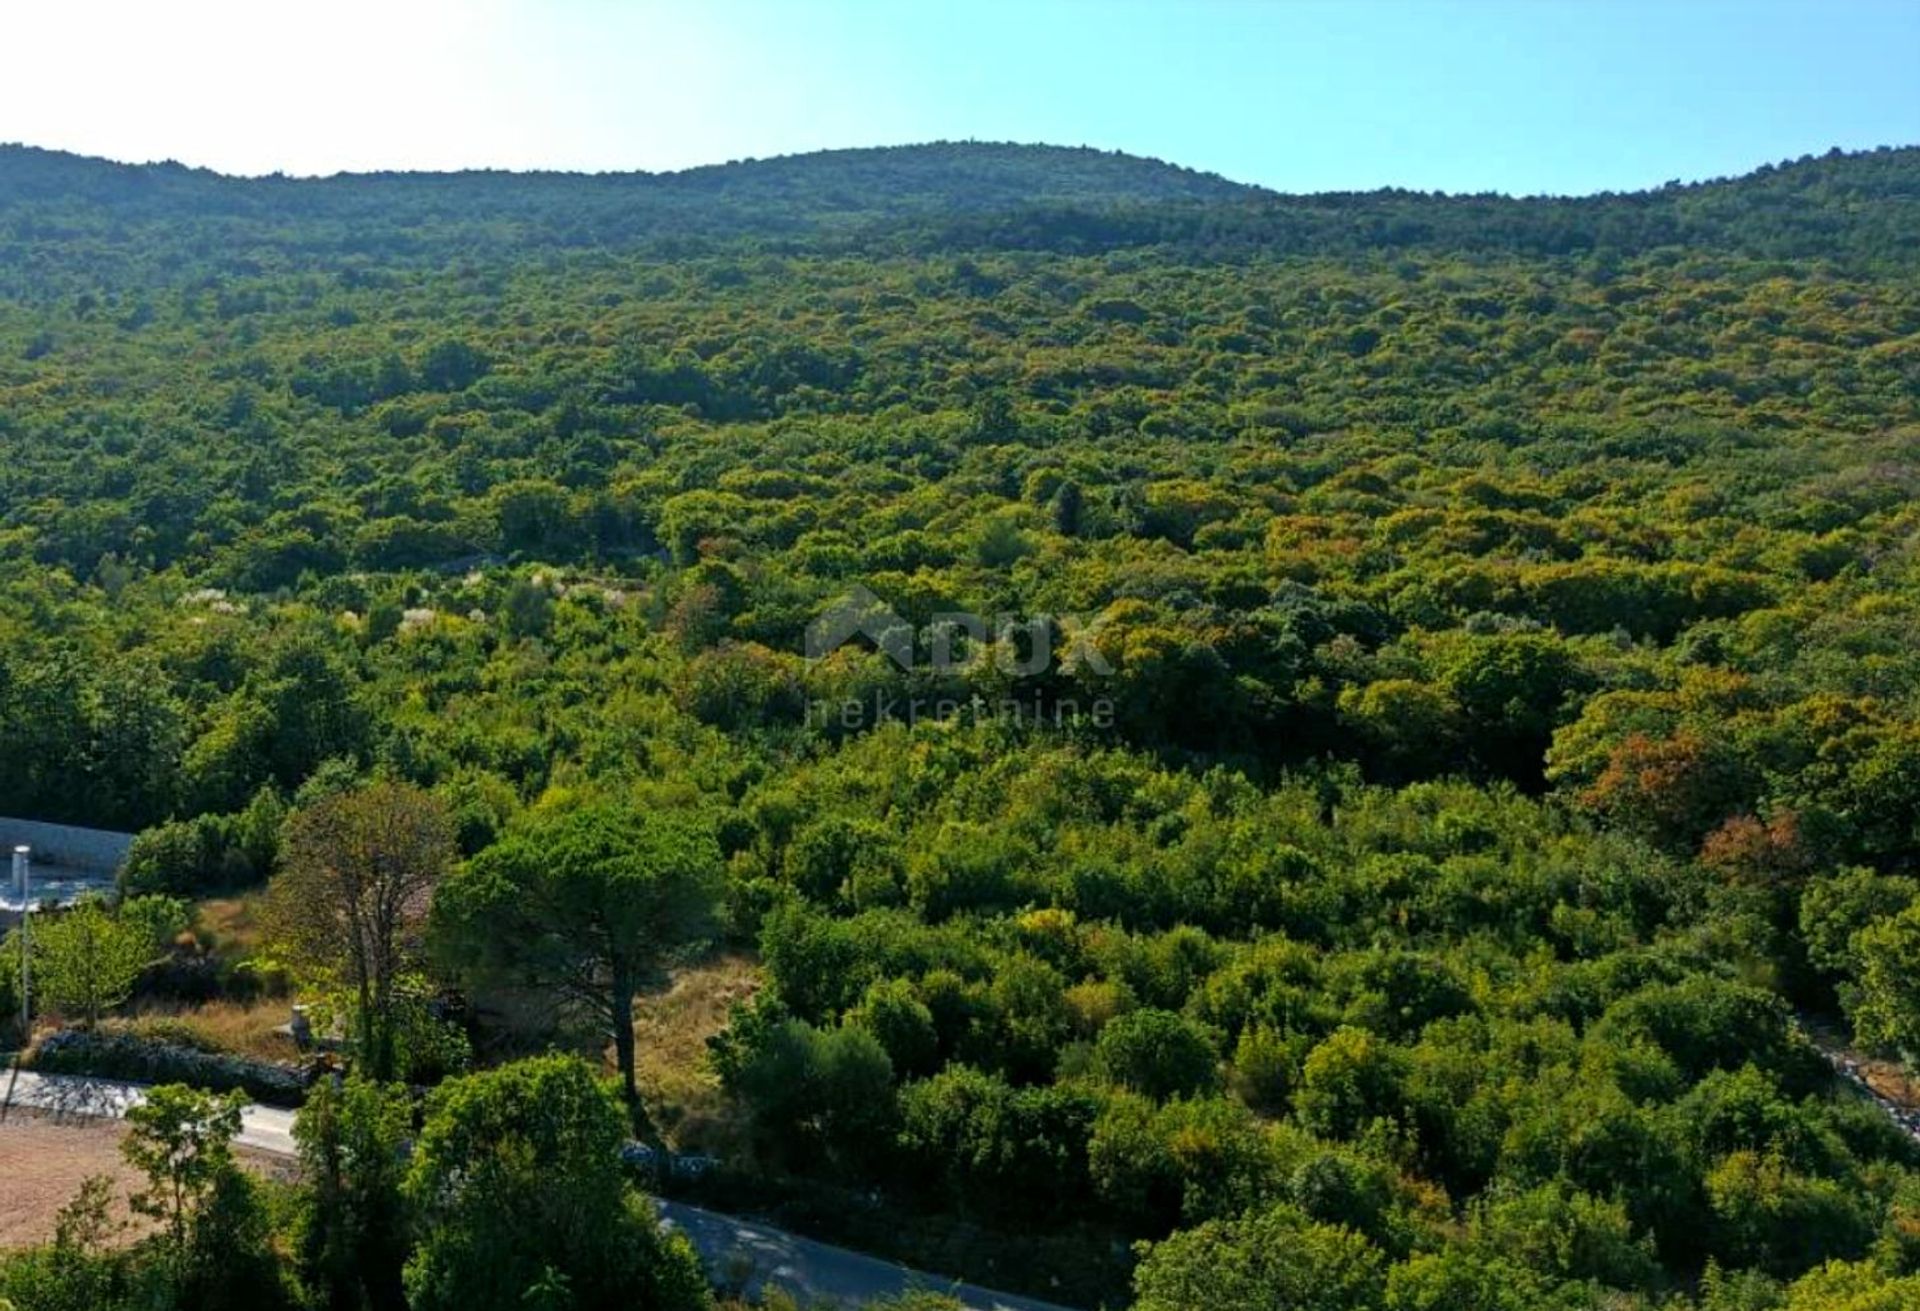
[403,1056,708,1311]
[848,978,940,1078]
[1092,1008,1220,1101]
[726,1017,898,1178]
[1295,1027,1408,1140]
[121,792,283,898]
[1132,1201,1387,1311]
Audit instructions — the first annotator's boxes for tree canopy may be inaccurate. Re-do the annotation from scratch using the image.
[3,139,1920,1310]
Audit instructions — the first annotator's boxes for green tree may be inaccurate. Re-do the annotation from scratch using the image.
[1092,1007,1220,1101]
[1089,1093,1277,1232]
[293,1075,413,1311]
[265,782,456,1081]
[1799,869,1918,981]
[1779,1261,1920,1310]
[1439,632,1576,782]
[401,1056,709,1311]
[895,1065,1099,1219]
[1706,1149,1875,1276]
[31,895,153,1028]
[1850,903,1920,1062]
[255,638,371,791]
[432,802,723,1118]
[1296,1026,1406,1140]
[1131,1202,1386,1311]
[1471,1181,1658,1289]
[501,578,555,640]
[723,1017,899,1177]
[1384,1250,1540,1311]
[120,1084,265,1300]
[417,339,490,392]
[848,977,941,1078]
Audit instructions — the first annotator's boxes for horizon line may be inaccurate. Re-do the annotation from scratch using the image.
[4,136,1916,203]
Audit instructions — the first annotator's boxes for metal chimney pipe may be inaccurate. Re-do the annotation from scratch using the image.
[12,847,27,1038]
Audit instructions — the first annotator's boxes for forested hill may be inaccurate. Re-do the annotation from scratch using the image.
[8,133,1920,1309]
[0,140,1253,266]
[2,140,1918,279]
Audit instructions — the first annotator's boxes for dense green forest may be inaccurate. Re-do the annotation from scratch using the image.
[4,140,1920,1311]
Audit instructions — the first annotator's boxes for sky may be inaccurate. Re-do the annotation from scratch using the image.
[1,0,1916,196]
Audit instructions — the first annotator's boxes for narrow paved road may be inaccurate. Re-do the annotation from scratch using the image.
[0,1065,1076,1311]
[655,1198,1078,1311]
[1,1064,297,1154]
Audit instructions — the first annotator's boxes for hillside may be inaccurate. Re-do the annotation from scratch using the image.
[0,139,1256,212]
[3,141,1918,283]
[0,140,1254,274]
[3,137,1920,1310]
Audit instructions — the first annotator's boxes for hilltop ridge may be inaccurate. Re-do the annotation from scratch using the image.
[0,139,1254,219]
[1,139,1916,273]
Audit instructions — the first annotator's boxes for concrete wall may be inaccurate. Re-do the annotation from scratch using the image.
[0,817,135,875]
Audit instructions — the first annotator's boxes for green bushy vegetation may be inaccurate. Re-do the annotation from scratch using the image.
[4,140,1920,1308]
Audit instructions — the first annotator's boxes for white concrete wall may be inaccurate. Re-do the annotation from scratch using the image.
[0,817,135,874]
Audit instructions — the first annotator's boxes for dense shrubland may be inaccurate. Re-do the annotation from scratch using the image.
[3,142,1920,1308]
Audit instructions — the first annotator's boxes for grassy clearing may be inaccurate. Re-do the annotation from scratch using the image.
[123,997,300,1064]
[190,894,269,961]
[627,952,761,1155]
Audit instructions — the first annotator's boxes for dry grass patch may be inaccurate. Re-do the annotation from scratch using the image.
[191,894,269,959]
[126,997,300,1064]
[626,952,760,1155]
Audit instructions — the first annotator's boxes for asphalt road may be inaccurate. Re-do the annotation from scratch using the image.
[655,1198,1078,1311]
[0,1064,1076,1311]
[1,1064,297,1154]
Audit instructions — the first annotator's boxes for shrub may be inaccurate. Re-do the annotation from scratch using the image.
[121,793,282,898]
[1092,1008,1220,1101]
[1132,1201,1387,1311]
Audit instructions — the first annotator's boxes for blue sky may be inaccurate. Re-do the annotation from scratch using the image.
[2,0,1915,194]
